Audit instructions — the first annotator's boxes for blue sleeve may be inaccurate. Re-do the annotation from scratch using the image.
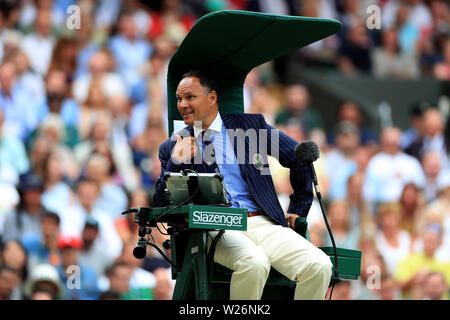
[152,139,181,207]
[261,115,314,217]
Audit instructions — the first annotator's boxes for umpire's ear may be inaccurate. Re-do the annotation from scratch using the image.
[208,90,218,106]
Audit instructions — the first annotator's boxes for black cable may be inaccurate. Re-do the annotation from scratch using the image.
[316,194,339,300]
[160,222,169,232]
[156,222,169,236]
[146,238,177,269]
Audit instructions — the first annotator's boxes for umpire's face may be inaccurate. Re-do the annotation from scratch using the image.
[176,76,218,129]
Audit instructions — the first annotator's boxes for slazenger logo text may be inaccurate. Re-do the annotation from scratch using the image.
[192,211,243,227]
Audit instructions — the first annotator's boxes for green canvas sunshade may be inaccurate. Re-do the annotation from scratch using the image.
[167,10,342,135]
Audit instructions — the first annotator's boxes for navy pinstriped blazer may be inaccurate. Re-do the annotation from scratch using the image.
[153,113,313,227]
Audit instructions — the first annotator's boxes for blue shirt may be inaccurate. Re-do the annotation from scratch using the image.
[196,113,262,212]
[0,86,39,141]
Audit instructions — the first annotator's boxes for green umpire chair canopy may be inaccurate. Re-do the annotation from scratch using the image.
[166,10,342,135]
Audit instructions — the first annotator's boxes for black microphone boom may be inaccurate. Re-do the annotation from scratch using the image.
[294,141,321,199]
[294,140,339,299]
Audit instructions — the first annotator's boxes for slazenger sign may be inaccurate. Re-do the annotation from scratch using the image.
[188,207,247,231]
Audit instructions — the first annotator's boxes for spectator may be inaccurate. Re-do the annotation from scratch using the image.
[78,218,114,278]
[74,113,112,167]
[432,31,450,80]
[48,37,79,83]
[326,121,361,200]
[60,177,122,261]
[0,108,30,180]
[333,101,378,146]
[72,49,127,107]
[152,267,174,300]
[93,0,122,34]
[393,3,421,55]
[40,149,75,216]
[375,202,412,276]
[274,83,323,134]
[0,178,19,237]
[310,200,360,250]
[296,0,339,67]
[399,182,426,235]
[423,272,449,300]
[421,150,442,202]
[78,79,109,141]
[329,281,351,300]
[20,9,55,76]
[0,240,27,299]
[23,263,63,300]
[29,287,57,300]
[101,262,132,299]
[115,188,148,244]
[350,248,386,300]
[363,127,426,206]
[401,104,424,150]
[116,241,156,300]
[0,62,39,141]
[372,27,420,79]
[13,50,46,104]
[247,86,279,127]
[395,223,450,298]
[32,114,80,181]
[0,29,22,65]
[108,11,153,88]
[131,114,168,190]
[0,265,21,300]
[2,173,47,243]
[36,69,81,132]
[413,205,450,263]
[56,234,99,300]
[147,0,196,44]
[129,51,169,138]
[1,240,28,281]
[108,94,140,192]
[72,8,98,79]
[346,171,375,233]
[21,211,61,273]
[85,153,128,217]
[337,19,372,74]
[406,108,447,167]
[382,0,433,35]
[376,273,400,300]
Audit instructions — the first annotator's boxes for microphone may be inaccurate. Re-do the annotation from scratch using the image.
[294,141,321,200]
[295,141,340,288]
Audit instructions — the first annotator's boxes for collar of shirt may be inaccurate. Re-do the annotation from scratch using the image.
[193,111,222,139]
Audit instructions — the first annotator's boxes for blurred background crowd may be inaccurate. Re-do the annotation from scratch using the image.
[0,0,449,300]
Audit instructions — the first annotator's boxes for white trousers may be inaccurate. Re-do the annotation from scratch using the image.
[208,215,333,300]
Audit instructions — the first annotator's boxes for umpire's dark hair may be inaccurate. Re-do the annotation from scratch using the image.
[181,70,219,95]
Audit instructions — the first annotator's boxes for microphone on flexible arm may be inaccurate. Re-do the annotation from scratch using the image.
[294,141,322,200]
[294,141,339,300]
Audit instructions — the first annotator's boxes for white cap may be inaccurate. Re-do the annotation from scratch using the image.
[24,264,64,299]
